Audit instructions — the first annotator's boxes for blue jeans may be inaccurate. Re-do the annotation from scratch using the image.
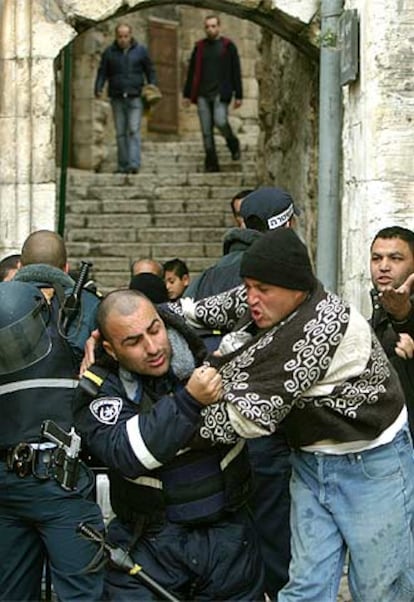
[197,96,238,154]
[110,96,143,171]
[278,426,414,602]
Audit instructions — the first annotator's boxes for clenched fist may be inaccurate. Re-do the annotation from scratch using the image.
[185,365,222,406]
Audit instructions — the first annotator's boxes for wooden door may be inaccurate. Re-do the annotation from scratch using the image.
[148,19,178,134]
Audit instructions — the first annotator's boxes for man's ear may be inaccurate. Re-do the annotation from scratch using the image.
[183,274,190,287]
[102,340,117,360]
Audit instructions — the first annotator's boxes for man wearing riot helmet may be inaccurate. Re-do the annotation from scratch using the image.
[0,230,104,601]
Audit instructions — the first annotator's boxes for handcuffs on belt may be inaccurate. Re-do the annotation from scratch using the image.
[6,442,51,479]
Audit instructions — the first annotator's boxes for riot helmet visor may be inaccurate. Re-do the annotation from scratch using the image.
[0,282,51,374]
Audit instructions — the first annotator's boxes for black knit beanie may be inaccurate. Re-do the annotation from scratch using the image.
[240,228,316,291]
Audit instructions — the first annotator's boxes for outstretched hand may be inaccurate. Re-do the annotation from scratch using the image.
[379,273,414,321]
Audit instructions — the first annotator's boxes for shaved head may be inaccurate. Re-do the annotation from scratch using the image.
[97,289,150,342]
[21,230,67,269]
[97,289,171,376]
[131,258,163,278]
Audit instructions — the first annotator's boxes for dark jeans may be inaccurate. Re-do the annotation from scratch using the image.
[197,95,239,166]
[247,432,292,599]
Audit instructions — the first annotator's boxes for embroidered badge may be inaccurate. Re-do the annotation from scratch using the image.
[90,397,123,425]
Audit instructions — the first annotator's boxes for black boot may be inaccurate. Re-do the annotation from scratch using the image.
[227,136,241,161]
[204,149,220,172]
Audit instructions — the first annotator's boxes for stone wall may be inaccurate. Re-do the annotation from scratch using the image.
[341,0,414,315]
[255,29,319,253]
[0,0,76,254]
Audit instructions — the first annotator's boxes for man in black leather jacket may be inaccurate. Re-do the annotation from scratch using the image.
[370,225,414,435]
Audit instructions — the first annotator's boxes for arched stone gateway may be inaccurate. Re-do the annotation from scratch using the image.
[0,0,413,313]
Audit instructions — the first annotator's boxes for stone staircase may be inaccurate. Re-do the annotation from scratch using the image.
[64,137,258,291]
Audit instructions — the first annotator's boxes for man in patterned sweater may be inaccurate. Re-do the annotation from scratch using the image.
[176,227,414,602]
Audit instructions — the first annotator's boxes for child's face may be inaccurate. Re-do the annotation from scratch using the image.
[164,270,189,300]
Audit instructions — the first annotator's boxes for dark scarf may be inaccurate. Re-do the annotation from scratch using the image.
[14,264,74,288]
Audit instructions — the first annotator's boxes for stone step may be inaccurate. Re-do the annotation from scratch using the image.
[67,170,256,189]
[136,137,258,153]
[67,241,223,260]
[137,161,255,175]
[66,189,255,206]
[87,254,222,274]
[90,256,223,291]
[68,199,228,215]
[100,132,258,174]
[66,212,232,229]
[66,226,229,244]
[98,143,256,173]
[138,144,256,156]
[138,152,255,162]
[65,137,258,291]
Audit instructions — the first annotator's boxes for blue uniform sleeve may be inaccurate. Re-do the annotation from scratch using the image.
[73,377,202,479]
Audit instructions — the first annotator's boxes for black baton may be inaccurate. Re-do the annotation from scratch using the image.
[78,523,181,602]
[62,260,93,332]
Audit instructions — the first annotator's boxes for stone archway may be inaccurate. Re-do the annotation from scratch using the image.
[0,0,319,260]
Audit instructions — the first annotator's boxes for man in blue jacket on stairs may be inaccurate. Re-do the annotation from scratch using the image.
[95,23,157,175]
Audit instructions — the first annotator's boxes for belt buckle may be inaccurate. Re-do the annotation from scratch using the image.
[7,443,34,477]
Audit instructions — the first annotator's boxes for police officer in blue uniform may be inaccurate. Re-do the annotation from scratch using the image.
[73,288,265,601]
[0,230,104,601]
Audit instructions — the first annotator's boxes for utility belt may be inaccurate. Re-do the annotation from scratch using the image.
[1,421,82,490]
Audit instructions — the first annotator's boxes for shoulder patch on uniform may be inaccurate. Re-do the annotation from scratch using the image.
[80,366,110,396]
[90,397,123,425]
[84,369,104,388]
